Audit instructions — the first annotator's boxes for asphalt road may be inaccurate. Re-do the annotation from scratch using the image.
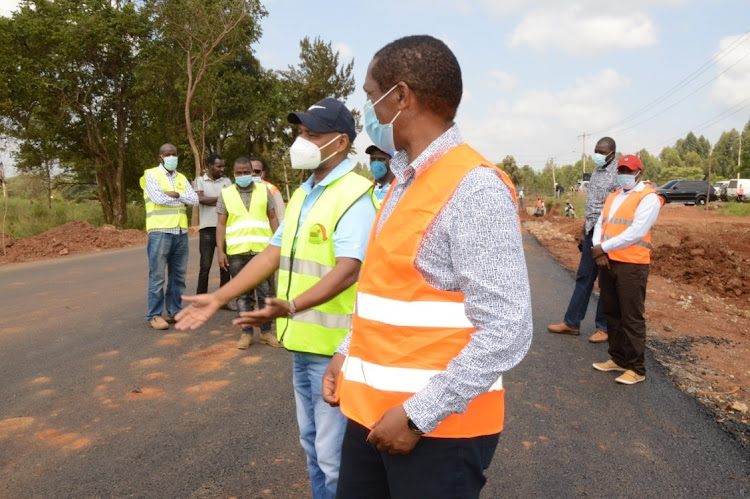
[0,234,747,498]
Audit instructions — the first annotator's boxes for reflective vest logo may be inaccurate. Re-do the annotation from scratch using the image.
[308,223,328,244]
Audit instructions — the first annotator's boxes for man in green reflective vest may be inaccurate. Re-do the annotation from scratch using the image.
[140,143,198,330]
[216,157,280,350]
[175,98,377,499]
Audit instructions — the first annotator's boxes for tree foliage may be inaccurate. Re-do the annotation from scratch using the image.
[0,1,355,227]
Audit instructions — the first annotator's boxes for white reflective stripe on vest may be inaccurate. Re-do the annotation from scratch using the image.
[278,256,335,278]
[226,219,271,234]
[293,308,352,330]
[343,356,503,394]
[146,208,186,218]
[356,292,473,328]
[226,235,271,246]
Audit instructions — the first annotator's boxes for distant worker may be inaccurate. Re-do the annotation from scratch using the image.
[194,154,232,300]
[175,97,377,499]
[250,157,286,222]
[738,184,745,203]
[365,145,395,201]
[534,197,544,217]
[216,157,281,350]
[518,187,524,209]
[565,201,576,218]
[591,155,661,385]
[557,183,565,197]
[140,143,198,330]
[547,136,619,343]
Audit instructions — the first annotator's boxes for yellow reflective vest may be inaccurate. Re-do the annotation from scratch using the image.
[221,183,272,255]
[276,171,375,356]
[139,166,188,231]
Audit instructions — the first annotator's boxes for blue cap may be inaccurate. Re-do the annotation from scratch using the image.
[365,145,394,157]
[288,97,357,142]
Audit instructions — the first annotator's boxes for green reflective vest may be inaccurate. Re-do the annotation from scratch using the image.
[222,183,272,255]
[276,171,375,356]
[139,166,188,231]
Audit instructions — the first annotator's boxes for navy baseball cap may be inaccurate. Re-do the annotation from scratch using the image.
[288,97,357,142]
[365,145,394,157]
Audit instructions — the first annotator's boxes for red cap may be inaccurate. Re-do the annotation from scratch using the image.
[617,154,643,171]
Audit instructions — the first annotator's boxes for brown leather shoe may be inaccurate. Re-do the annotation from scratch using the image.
[588,330,608,343]
[547,322,580,335]
[149,316,169,330]
[237,333,253,350]
[259,332,283,348]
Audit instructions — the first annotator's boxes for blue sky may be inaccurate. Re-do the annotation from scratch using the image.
[2,0,750,174]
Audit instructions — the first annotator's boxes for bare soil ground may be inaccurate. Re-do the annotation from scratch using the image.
[0,221,148,264]
[525,203,750,447]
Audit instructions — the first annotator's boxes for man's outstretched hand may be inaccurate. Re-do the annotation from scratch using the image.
[175,294,222,330]
[232,297,290,328]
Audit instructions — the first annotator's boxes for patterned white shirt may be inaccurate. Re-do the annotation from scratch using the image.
[338,125,533,433]
[144,165,198,234]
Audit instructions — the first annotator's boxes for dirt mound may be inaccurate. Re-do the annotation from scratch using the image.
[0,221,146,265]
[652,236,749,298]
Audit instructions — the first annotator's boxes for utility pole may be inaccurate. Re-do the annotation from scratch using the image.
[578,132,592,177]
[738,134,742,179]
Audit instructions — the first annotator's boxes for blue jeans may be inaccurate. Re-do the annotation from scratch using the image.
[293,353,347,499]
[146,231,189,320]
[563,233,607,331]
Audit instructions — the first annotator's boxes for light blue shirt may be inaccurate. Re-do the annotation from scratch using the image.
[373,181,391,201]
[269,158,376,261]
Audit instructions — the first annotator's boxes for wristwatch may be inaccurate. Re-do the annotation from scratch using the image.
[406,415,424,436]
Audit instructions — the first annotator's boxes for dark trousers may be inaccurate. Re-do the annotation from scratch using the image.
[599,261,650,375]
[563,233,607,331]
[197,227,230,294]
[228,253,271,334]
[336,419,499,499]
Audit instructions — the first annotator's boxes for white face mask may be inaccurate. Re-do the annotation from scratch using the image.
[289,134,342,170]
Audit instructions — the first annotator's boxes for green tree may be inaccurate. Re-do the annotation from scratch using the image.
[498,155,521,185]
[151,0,267,184]
[0,0,154,226]
[636,149,661,183]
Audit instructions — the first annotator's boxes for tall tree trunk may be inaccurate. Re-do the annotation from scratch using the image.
[95,168,114,223]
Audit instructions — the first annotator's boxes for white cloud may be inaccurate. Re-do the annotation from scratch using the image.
[478,0,686,18]
[461,69,630,167]
[334,42,354,61]
[489,71,517,92]
[507,5,658,55]
[709,33,750,108]
[0,0,19,17]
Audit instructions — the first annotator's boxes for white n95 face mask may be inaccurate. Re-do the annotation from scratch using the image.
[289,135,341,170]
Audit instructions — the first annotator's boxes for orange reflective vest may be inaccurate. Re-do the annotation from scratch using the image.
[339,144,517,438]
[601,186,657,264]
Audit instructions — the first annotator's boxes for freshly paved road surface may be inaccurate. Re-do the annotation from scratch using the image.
[0,234,747,498]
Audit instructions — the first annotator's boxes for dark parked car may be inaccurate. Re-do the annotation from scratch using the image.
[656,179,717,206]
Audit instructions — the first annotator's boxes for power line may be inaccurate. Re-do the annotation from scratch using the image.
[647,96,750,151]
[611,48,750,135]
[592,28,750,135]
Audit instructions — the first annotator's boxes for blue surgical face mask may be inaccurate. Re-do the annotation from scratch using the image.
[370,160,388,181]
[235,175,253,188]
[252,176,263,183]
[617,173,637,191]
[592,153,608,168]
[162,156,178,171]
[364,84,401,152]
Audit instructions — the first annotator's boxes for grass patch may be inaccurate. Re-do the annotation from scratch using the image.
[716,202,750,217]
[545,193,586,218]
[0,197,148,238]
